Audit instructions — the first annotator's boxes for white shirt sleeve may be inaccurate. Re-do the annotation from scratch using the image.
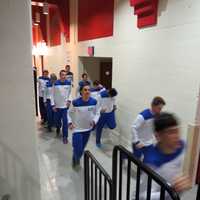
[97,94,103,111]
[43,84,47,103]
[51,85,55,106]
[131,114,145,144]
[68,86,73,102]
[67,103,76,124]
[93,102,101,125]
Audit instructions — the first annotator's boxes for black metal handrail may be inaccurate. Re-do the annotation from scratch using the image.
[112,145,181,200]
[84,151,113,200]
[196,183,200,200]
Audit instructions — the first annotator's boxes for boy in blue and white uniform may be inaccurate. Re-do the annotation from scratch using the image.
[68,84,100,168]
[90,80,105,100]
[137,113,191,200]
[43,73,57,132]
[131,97,166,159]
[96,88,118,148]
[65,64,74,84]
[38,70,50,124]
[76,73,91,97]
[51,70,72,144]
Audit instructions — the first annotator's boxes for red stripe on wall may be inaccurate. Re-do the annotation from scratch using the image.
[78,0,114,41]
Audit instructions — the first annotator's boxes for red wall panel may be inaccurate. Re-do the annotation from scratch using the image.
[32,25,43,46]
[58,0,70,42]
[78,0,114,41]
[130,0,159,28]
[49,6,61,46]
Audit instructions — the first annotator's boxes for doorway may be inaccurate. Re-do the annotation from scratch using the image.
[79,57,113,89]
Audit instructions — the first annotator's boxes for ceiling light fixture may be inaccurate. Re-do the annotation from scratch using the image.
[43,2,49,15]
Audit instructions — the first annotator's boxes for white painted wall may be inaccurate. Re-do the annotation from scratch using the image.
[0,0,41,199]
[43,35,70,76]
[71,0,200,143]
[80,57,101,82]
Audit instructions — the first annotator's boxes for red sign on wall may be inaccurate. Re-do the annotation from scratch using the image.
[88,46,94,56]
[130,0,159,28]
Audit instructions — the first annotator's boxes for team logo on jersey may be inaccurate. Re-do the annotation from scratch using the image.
[88,107,94,111]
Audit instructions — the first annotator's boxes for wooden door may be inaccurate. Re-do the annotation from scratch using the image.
[100,62,112,89]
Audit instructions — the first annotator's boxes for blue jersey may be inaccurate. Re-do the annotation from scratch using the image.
[68,97,100,132]
[38,76,50,97]
[98,90,116,113]
[51,80,72,108]
[131,109,155,145]
[139,141,185,200]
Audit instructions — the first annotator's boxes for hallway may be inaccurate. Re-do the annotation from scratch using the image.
[37,120,197,200]
[37,121,115,200]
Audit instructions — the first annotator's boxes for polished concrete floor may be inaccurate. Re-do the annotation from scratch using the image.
[37,122,198,200]
[38,123,116,200]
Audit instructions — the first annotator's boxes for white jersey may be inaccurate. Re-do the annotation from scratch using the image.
[90,88,101,100]
[131,109,155,146]
[66,71,73,83]
[43,81,53,103]
[98,90,116,113]
[38,76,50,98]
[68,97,100,133]
[51,80,72,108]
[139,141,185,200]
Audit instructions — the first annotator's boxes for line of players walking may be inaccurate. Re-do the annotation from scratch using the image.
[38,65,117,168]
[38,64,192,198]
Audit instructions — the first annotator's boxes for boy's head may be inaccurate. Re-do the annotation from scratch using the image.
[154,112,181,151]
[50,73,57,83]
[59,70,67,80]
[93,80,100,88]
[82,73,88,81]
[108,88,118,97]
[80,83,91,99]
[151,96,166,115]
[65,65,70,72]
[43,70,49,77]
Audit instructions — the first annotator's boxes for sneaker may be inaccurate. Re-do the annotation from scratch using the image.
[96,143,102,148]
[72,158,80,169]
[63,138,68,144]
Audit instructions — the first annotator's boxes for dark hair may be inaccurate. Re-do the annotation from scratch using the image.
[108,88,118,97]
[59,69,66,76]
[79,81,91,93]
[82,73,88,79]
[65,65,70,69]
[151,96,166,106]
[154,112,179,133]
[93,80,100,86]
[43,70,49,74]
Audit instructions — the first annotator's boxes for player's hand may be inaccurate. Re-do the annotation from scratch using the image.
[135,143,145,149]
[90,121,96,129]
[172,175,192,193]
[101,108,107,113]
[66,101,71,108]
[68,123,75,130]
[53,106,57,112]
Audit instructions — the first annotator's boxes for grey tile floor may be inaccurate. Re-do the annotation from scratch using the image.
[37,122,198,200]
